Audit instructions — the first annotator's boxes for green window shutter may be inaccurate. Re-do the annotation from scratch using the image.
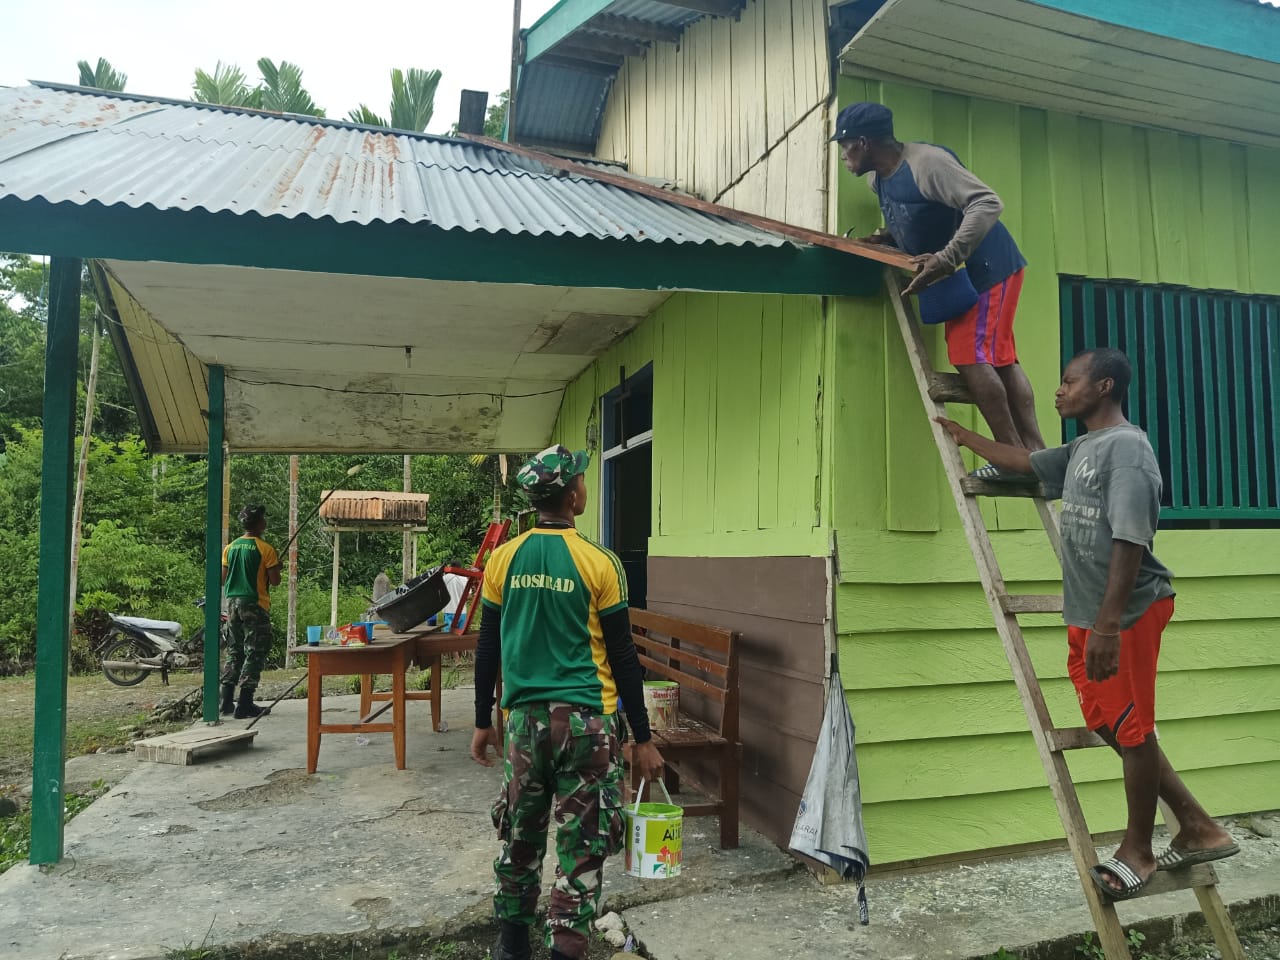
[1060,277,1280,523]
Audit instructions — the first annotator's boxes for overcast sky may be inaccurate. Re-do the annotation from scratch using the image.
[2,0,561,134]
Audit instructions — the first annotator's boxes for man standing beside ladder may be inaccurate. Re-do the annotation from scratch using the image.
[936,349,1237,900]
[470,445,665,960]
[835,101,1045,477]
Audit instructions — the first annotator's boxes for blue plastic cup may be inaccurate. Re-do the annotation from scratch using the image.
[306,625,322,645]
[359,621,378,640]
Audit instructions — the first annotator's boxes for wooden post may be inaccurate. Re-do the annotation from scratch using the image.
[30,256,81,865]
[68,321,101,609]
[507,0,522,142]
[402,455,412,581]
[221,446,231,555]
[203,367,226,724]
[330,531,341,627]
[286,455,299,668]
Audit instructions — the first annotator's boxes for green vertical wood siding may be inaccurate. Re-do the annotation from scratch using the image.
[552,291,831,559]
[834,76,1280,864]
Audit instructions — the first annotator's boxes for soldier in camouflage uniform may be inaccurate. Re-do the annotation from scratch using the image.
[220,505,282,719]
[472,445,665,960]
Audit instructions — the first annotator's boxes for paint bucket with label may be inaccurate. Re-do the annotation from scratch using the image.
[624,778,683,879]
[642,680,680,730]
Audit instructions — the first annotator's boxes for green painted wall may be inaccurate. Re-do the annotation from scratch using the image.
[833,75,1280,864]
[552,291,832,558]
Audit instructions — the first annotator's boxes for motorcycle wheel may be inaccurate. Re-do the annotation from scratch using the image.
[100,636,151,687]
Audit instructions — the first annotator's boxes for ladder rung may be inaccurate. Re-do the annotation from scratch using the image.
[1129,862,1219,899]
[1046,726,1109,751]
[999,594,1064,614]
[960,476,1049,499]
[928,372,972,403]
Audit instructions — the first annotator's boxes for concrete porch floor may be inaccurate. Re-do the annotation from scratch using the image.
[0,688,1275,960]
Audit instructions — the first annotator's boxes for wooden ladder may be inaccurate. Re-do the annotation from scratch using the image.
[882,269,1245,960]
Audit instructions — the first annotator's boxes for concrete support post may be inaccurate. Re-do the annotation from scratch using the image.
[30,256,82,865]
[203,366,225,723]
[330,532,341,627]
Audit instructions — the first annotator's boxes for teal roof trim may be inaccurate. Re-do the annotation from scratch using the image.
[1025,0,1280,64]
[525,0,617,63]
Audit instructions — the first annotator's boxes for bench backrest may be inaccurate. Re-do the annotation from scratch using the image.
[629,608,740,743]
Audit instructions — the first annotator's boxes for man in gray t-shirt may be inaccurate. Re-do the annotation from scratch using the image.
[1029,425,1174,631]
[936,349,1236,901]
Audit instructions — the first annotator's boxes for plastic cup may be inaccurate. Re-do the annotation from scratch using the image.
[359,621,378,640]
[306,625,322,645]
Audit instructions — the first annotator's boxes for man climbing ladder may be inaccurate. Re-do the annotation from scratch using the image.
[879,267,1246,960]
[936,349,1238,901]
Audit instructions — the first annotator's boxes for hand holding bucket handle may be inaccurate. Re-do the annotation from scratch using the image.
[633,777,674,812]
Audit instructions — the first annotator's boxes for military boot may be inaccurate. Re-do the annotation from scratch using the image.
[233,685,270,719]
[219,683,236,716]
[492,920,531,960]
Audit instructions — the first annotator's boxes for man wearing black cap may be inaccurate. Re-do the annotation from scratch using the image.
[833,101,1045,477]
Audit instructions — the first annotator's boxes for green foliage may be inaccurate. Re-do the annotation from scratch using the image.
[349,67,442,132]
[76,58,127,92]
[257,58,324,116]
[984,950,1020,960]
[0,780,106,873]
[192,62,262,109]
[484,91,509,139]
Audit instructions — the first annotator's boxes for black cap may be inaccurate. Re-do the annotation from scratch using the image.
[830,102,894,142]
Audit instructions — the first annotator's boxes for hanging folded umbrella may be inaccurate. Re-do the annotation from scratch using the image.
[789,661,870,923]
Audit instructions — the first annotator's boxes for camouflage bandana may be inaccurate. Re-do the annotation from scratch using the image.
[517,445,590,502]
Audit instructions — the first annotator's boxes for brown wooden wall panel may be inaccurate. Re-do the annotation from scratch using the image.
[647,555,827,848]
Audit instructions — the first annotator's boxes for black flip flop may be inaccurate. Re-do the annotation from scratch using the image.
[1089,856,1152,901]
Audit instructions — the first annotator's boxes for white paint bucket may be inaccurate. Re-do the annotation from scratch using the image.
[624,778,683,879]
[642,680,680,730]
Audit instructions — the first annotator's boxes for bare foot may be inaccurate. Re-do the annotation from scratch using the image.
[1169,819,1234,853]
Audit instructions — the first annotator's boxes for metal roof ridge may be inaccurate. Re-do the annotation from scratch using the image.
[459,133,917,268]
[23,81,471,145]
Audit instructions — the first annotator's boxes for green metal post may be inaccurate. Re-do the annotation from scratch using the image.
[203,366,225,723]
[30,256,82,865]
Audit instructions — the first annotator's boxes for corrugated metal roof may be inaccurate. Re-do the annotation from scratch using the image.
[0,82,787,247]
[512,62,612,149]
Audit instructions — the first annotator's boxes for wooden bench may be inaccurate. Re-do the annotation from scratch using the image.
[629,608,741,850]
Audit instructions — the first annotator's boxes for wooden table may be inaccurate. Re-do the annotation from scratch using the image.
[362,629,479,734]
[288,635,416,773]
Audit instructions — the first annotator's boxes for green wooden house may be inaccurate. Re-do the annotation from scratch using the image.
[516,0,1280,862]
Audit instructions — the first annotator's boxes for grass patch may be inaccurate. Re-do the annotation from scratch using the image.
[0,778,107,873]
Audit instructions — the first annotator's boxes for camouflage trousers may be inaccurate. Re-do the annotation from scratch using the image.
[220,598,272,689]
[491,703,626,960]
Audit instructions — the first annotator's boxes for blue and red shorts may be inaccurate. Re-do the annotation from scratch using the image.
[1066,596,1174,748]
[945,268,1024,367]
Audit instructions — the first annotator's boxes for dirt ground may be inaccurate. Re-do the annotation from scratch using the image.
[0,661,462,799]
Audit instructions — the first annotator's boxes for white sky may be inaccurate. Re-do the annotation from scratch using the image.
[1,0,561,134]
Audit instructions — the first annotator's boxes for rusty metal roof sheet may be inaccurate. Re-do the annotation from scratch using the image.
[319,490,431,524]
[0,82,787,247]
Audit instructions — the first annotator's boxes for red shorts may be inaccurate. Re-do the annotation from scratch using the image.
[945,268,1024,367]
[1066,597,1174,748]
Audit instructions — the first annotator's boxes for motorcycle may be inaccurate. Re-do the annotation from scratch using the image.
[99,598,229,687]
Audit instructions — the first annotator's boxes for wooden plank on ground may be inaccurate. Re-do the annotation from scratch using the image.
[134,726,258,765]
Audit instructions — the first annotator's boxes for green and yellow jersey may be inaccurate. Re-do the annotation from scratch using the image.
[222,536,280,610]
[481,527,629,713]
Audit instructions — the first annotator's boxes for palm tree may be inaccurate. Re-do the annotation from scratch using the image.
[77,58,127,92]
[192,62,262,109]
[257,58,324,117]
[348,68,441,132]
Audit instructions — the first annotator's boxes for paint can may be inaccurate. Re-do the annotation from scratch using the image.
[642,680,680,730]
[624,778,683,879]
